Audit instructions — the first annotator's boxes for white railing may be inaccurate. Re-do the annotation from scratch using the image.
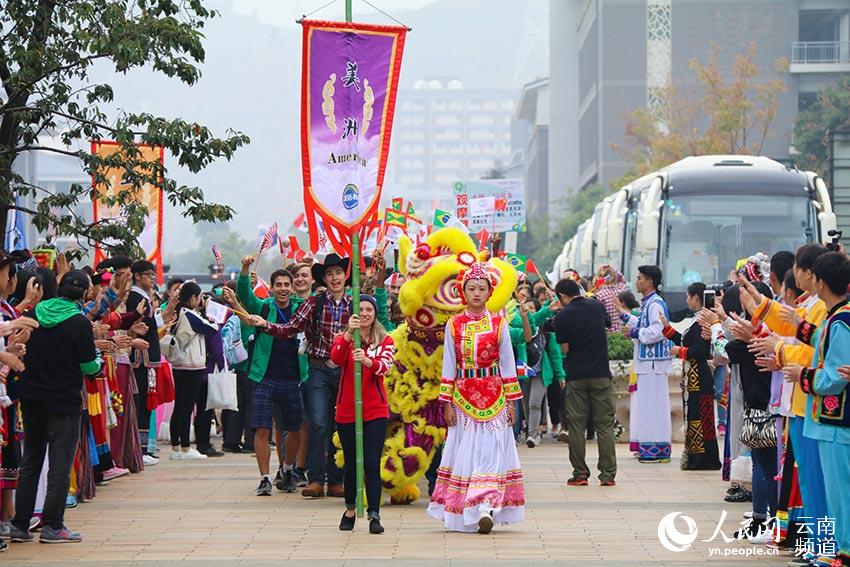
[792,41,850,65]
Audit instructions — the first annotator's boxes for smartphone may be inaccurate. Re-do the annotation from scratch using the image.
[704,289,716,310]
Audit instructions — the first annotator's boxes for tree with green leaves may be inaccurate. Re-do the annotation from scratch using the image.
[0,0,249,256]
[794,75,850,184]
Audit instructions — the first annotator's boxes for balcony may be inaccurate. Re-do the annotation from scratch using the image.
[790,41,850,73]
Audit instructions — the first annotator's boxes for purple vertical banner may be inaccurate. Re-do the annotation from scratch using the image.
[301,20,407,256]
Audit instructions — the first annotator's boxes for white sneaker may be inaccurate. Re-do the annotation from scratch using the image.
[181,448,208,460]
[742,511,753,519]
[142,454,160,466]
[526,434,540,448]
[748,528,776,545]
[169,451,185,461]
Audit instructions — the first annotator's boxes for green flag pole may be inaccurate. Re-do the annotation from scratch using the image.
[345,0,366,520]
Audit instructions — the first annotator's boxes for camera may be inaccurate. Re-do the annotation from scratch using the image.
[827,229,843,252]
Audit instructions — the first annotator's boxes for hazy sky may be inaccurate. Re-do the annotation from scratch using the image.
[92,0,547,266]
[230,0,439,27]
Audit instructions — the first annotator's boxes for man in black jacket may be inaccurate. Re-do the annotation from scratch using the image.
[11,270,101,544]
[553,278,617,487]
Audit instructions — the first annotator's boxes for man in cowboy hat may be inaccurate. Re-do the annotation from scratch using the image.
[246,253,351,498]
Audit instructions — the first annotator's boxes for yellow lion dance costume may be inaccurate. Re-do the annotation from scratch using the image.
[380,227,516,504]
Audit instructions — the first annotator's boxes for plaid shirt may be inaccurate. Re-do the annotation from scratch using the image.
[594,283,625,332]
[264,291,350,359]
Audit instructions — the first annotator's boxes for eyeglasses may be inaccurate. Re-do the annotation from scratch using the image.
[139,271,155,278]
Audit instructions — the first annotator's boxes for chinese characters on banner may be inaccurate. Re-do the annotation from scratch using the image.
[453,178,526,233]
[91,141,164,282]
[300,20,407,260]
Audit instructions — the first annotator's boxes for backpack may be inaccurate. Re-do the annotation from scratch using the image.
[221,316,248,367]
[526,330,546,373]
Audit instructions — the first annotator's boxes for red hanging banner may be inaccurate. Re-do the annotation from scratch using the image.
[91,141,165,282]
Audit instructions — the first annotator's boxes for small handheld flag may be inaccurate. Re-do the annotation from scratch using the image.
[259,223,279,252]
[211,244,223,271]
[504,253,527,273]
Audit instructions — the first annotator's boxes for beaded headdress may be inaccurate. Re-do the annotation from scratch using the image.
[458,262,496,288]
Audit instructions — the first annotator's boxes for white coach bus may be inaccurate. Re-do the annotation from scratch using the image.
[552,155,837,319]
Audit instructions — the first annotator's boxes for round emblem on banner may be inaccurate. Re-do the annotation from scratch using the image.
[342,184,359,210]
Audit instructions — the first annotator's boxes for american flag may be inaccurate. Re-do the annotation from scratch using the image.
[211,244,223,269]
[259,222,279,252]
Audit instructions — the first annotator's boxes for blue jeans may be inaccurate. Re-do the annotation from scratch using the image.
[713,365,727,425]
[302,364,343,486]
[750,445,778,519]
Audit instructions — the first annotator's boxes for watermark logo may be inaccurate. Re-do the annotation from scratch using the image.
[657,512,698,552]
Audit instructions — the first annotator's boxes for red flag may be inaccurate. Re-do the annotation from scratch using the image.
[287,235,301,259]
[526,259,541,275]
[253,279,270,299]
[495,197,508,212]
[475,229,490,252]
[279,235,287,256]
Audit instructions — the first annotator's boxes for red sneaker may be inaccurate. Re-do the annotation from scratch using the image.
[567,476,589,486]
[600,479,616,487]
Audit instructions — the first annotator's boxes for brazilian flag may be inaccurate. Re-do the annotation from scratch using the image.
[504,253,527,273]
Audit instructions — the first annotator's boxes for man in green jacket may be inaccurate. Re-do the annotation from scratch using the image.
[236,255,304,496]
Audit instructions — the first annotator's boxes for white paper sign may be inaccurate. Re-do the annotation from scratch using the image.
[154,311,164,328]
[205,301,229,325]
[468,196,496,217]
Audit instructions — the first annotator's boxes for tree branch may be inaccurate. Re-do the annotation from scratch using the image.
[14,145,82,158]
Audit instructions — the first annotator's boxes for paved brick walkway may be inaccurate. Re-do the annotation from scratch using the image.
[3,440,788,566]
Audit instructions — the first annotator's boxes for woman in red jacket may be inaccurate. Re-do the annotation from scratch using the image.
[330,294,395,535]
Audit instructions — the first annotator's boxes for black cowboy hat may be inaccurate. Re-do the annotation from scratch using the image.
[311,253,351,283]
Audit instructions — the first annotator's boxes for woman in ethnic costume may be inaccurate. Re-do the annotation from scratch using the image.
[427,261,525,534]
[660,282,721,470]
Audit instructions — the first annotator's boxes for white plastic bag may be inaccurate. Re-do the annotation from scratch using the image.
[729,454,753,485]
[206,364,238,411]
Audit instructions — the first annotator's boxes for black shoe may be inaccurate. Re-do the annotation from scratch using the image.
[202,447,225,458]
[274,468,284,491]
[368,513,384,534]
[339,511,356,531]
[732,519,763,540]
[242,444,255,453]
[294,468,308,488]
[725,489,753,503]
[221,443,243,453]
[282,469,297,493]
[256,477,272,496]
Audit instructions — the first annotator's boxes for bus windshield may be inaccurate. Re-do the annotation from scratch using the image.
[661,194,815,290]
